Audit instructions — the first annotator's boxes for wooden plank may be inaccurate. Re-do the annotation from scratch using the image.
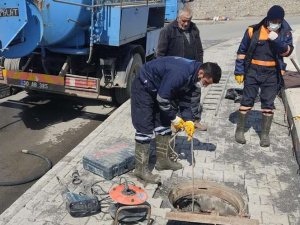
[166,212,259,225]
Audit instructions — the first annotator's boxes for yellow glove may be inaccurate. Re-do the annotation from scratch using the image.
[171,116,185,131]
[235,75,244,85]
[184,121,195,141]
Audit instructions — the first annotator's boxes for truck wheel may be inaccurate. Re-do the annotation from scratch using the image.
[114,53,143,105]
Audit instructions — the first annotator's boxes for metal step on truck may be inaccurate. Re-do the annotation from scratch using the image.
[0,0,166,104]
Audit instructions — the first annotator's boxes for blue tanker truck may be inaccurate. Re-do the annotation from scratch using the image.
[165,0,193,22]
[0,0,166,104]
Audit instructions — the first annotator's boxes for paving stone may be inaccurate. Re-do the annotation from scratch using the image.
[147,198,163,208]
[245,178,258,188]
[262,212,290,225]
[248,203,263,223]
[151,208,171,218]
[61,213,89,225]
[85,214,104,224]
[248,193,260,204]
[247,186,271,197]
[203,168,224,182]
[224,170,244,184]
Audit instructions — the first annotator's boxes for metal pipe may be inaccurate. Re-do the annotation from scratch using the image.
[191,138,195,212]
[53,0,103,8]
[41,47,50,74]
[86,0,95,64]
[215,72,230,116]
[290,58,300,73]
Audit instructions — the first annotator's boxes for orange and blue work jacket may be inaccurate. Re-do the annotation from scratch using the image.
[234,19,293,76]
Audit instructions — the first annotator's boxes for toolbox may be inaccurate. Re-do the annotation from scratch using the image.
[83,141,135,180]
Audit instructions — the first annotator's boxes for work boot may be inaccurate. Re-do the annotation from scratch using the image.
[260,114,273,147]
[155,135,182,171]
[235,111,247,144]
[134,142,161,184]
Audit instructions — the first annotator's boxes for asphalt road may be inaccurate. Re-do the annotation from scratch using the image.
[0,14,299,215]
[0,92,115,213]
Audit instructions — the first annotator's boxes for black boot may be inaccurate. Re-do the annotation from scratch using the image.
[235,111,247,144]
[260,114,273,147]
[134,142,161,184]
[155,135,182,171]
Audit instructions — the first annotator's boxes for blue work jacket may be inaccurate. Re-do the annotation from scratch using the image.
[138,56,201,121]
[234,18,293,76]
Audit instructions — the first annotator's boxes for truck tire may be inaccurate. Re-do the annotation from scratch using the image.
[114,53,143,105]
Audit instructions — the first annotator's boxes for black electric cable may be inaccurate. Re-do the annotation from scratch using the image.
[0,150,52,186]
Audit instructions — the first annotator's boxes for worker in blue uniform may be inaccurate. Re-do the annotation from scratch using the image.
[157,5,206,131]
[234,5,293,147]
[131,56,221,183]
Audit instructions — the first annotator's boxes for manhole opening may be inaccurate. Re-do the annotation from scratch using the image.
[167,179,248,217]
[173,194,239,216]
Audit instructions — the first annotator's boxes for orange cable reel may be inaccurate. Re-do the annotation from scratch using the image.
[109,184,148,205]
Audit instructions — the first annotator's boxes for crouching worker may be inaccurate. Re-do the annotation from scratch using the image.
[131,56,222,184]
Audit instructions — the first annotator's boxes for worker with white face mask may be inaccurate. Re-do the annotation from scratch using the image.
[234,5,294,147]
[131,57,221,184]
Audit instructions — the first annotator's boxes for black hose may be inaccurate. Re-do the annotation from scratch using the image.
[0,150,52,186]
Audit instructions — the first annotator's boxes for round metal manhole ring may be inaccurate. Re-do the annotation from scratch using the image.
[168,179,247,217]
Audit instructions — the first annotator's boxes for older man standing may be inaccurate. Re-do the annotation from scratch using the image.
[156,5,206,131]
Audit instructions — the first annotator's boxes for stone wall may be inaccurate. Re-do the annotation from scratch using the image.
[190,0,300,20]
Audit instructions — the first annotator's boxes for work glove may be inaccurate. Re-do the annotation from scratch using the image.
[171,116,185,131]
[268,31,279,41]
[184,121,195,141]
[235,75,244,85]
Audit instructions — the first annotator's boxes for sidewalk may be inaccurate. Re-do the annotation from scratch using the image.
[1,28,300,225]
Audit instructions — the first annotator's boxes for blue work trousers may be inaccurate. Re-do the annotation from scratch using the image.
[131,77,172,144]
[241,64,278,109]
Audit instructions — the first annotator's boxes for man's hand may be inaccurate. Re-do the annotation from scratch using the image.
[268,31,279,41]
[184,121,195,141]
[235,75,244,85]
[171,116,185,131]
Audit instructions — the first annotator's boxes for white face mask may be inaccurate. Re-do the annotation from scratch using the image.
[268,22,281,31]
[195,80,204,89]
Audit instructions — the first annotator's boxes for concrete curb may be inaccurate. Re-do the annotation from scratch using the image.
[283,88,300,169]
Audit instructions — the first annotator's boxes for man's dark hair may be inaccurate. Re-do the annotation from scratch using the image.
[200,62,222,83]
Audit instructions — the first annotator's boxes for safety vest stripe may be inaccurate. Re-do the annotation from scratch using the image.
[237,54,246,59]
[248,26,269,40]
[251,59,276,67]
[6,71,64,85]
